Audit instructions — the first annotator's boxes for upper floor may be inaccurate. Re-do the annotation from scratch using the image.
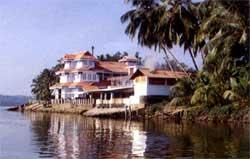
[56,51,141,84]
[60,51,139,70]
[60,72,99,83]
[61,51,97,70]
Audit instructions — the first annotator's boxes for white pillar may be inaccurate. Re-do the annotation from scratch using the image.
[104,93,107,105]
[89,94,92,104]
[109,92,113,108]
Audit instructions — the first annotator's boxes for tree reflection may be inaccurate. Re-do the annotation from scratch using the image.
[24,112,250,159]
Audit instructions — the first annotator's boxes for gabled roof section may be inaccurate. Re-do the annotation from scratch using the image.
[96,61,128,73]
[130,68,190,79]
[63,51,97,61]
[50,81,110,91]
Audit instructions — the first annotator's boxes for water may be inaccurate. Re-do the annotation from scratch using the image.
[0,107,249,159]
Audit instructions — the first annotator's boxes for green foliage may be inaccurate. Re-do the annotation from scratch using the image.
[169,78,194,106]
[122,0,249,108]
[31,64,62,101]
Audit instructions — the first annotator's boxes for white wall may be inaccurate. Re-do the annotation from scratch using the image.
[64,61,71,69]
[74,73,81,82]
[61,87,83,99]
[76,61,84,69]
[64,60,95,70]
[134,83,148,96]
[76,60,95,69]
[60,74,68,83]
[133,77,170,97]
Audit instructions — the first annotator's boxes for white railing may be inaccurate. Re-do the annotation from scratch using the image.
[96,98,130,106]
[51,99,95,105]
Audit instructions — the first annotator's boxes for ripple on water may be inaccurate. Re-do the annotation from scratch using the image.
[0,110,249,159]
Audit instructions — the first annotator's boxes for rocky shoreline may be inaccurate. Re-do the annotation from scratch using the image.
[7,102,250,124]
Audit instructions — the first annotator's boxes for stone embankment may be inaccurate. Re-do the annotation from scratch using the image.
[23,102,91,114]
[84,104,145,117]
[10,102,145,118]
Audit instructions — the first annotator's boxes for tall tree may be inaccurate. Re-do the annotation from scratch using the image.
[31,64,62,101]
[121,0,249,107]
[121,0,203,71]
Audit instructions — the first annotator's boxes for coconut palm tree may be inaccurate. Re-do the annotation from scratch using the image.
[31,64,62,101]
[121,0,203,71]
[121,0,249,107]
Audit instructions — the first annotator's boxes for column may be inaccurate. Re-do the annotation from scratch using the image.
[109,92,113,108]
[100,93,103,104]
[104,93,107,106]
[89,94,92,104]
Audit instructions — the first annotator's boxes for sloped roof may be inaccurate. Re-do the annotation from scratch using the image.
[63,51,97,61]
[50,81,110,91]
[96,61,128,73]
[130,68,190,79]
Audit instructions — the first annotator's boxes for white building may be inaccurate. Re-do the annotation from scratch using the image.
[50,51,189,107]
[50,51,139,100]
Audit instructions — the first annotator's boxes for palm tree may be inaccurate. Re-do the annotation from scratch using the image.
[121,0,249,108]
[31,64,61,101]
[121,0,203,71]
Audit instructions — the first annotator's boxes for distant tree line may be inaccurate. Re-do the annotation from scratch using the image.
[0,95,32,106]
[97,51,142,64]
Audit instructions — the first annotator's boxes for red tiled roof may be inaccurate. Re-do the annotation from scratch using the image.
[63,51,97,60]
[97,61,128,73]
[130,68,190,79]
[50,81,110,91]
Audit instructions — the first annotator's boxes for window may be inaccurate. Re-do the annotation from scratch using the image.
[166,79,177,86]
[148,78,165,85]
[93,74,96,80]
[84,60,88,65]
[68,74,75,81]
[82,73,86,80]
[70,61,76,68]
[89,61,93,66]
[88,74,91,80]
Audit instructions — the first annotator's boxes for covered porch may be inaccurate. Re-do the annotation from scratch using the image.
[87,86,134,108]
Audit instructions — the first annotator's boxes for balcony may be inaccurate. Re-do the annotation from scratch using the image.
[108,76,133,89]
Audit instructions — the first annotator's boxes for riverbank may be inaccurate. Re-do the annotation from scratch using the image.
[8,102,250,124]
[161,104,250,123]
[22,103,91,114]
[15,102,144,118]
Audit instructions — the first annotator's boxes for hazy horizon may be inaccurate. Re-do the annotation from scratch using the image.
[0,0,202,96]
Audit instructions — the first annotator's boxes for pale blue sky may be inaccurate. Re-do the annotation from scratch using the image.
[0,0,202,96]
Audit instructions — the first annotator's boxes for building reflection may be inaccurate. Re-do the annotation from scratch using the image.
[25,112,167,158]
[24,112,249,159]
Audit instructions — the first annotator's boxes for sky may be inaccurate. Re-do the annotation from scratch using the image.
[0,0,202,96]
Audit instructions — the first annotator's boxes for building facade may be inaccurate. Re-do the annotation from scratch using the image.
[50,51,139,100]
[50,51,189,107]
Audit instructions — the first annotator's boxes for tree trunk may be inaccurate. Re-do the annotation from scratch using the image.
[165,47,194,84]
[162,46,174,72]
[188,48,199,71]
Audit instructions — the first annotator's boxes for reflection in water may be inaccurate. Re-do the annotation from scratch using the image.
[25,112,249,159]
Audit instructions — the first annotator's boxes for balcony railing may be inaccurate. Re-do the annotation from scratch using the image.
[108,76,133,88]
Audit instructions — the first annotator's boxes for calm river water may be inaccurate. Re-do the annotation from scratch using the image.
[0,107,249,159]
